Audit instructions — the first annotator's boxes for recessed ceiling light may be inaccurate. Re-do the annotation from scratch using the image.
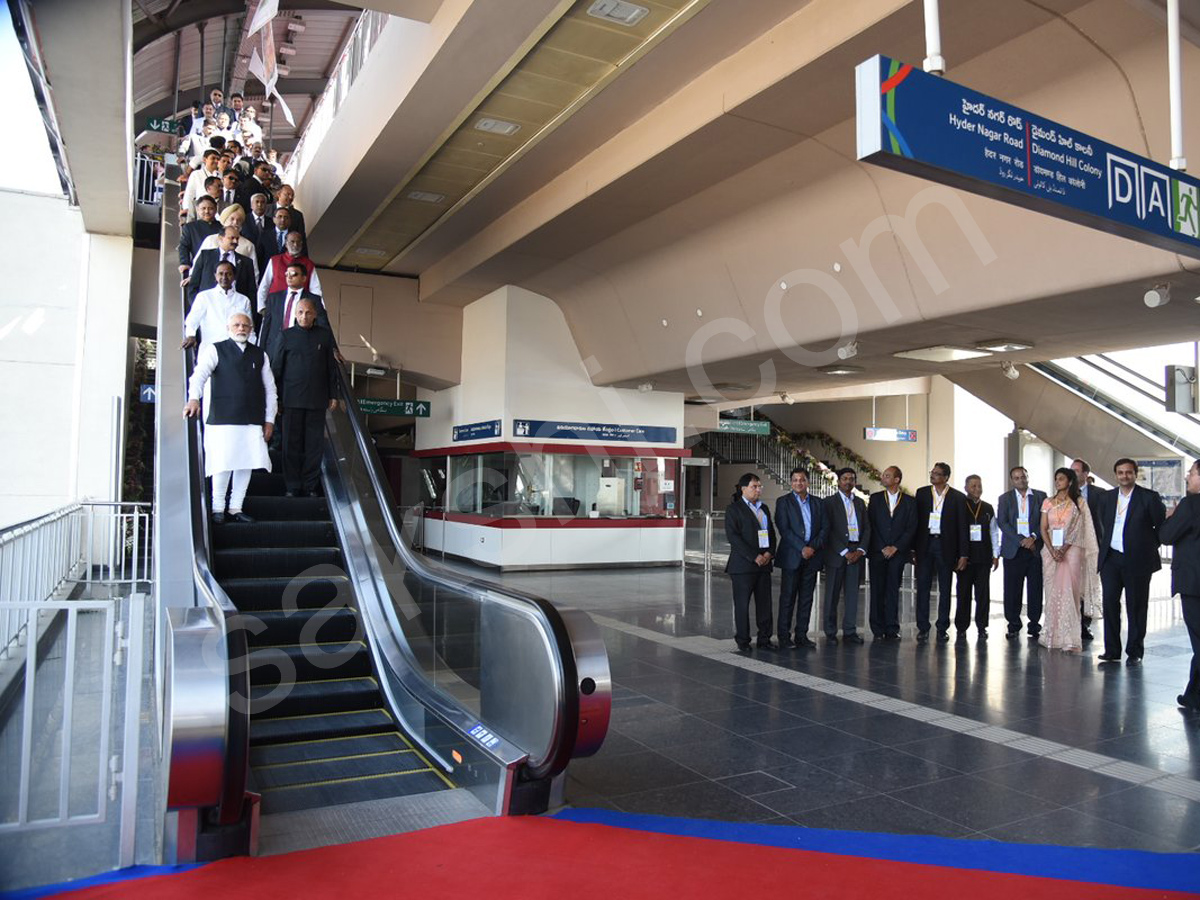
[278,44,297,57]
[820,364,864,376]
[474,117,521,136]
[893,346,993,363]
[976,339,1033,353]
[587,0,649,26]
[353,247,389,258]
[407,190,446,203]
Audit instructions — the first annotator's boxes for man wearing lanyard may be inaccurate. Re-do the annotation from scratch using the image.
[996,466,1047,640]
[867,466,916,641]
[774,468,828,648]
[913,462,970,642]
[1097,458,1165,665]
[724,474,777,652]
[822,468,870,644]
[956,475,1001,639]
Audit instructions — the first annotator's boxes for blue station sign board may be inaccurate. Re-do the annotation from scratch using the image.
[856,55,1200,258]
[512,419,677,444]
[452,419,502,442]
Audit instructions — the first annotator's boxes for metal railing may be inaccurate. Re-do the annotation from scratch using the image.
[1,502,152,662]
[134,153,163,206]
[698,430,847,499]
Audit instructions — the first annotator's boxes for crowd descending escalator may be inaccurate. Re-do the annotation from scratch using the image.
[211,455,452,815]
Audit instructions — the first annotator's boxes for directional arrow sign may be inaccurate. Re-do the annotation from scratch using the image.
[357,398,430,417]
[139,384,157,404]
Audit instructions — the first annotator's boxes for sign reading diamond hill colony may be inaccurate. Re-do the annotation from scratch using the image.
[452,419,502,442]
[512,419,677,444]
[856,55,1200,258]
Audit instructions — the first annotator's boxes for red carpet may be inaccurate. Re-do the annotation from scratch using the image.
[52,817,1198,899]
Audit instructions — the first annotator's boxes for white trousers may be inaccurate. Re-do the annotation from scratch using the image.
[212,469,252,513]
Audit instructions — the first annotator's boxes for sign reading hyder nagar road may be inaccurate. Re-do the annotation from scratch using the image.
[856,55,1200,258]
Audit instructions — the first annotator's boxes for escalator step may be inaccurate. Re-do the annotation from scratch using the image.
[214,546,343,579]
[249,676,382,717]
[241,496,329,521]
[249,642,372,686]
[246,607,361,646]
[250,708,394,746]
[212,520,336,549]
[253,747,426,790]
[250,731,411,767]
[222,576,352,611]
[258,768,449,815]
[248,470,289,497]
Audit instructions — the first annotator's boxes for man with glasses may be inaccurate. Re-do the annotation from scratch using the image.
[996,466,1047,640]
[913,462,969,642]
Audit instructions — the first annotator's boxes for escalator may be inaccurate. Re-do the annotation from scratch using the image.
[157,174,611,859]
[214,460,452,815]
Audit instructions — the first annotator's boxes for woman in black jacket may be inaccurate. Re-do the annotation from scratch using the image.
[725,473,777,652]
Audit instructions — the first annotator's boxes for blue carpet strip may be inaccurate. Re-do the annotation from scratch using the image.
[553,808,1200,894]
[0,863,206,899]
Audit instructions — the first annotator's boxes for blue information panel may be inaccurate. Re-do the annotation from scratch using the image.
[139,385,157,404]
[452,419,502,442]
[512,419,677,444]
[856,55,1200,258]
[864,426,917,443]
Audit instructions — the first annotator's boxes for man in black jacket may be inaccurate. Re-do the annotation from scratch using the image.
[1160,459,1200,711]
[259,263,332,361]
[956,475,999,639]
[822,468,870,644]
[724,474,776,652]
[271,299,339,497]
[867,466,916,641]
[187,227,257,304]
[913,462,970,642]
[1097,458,1165,665]
[178,195,221,279]
[774,468,827,648]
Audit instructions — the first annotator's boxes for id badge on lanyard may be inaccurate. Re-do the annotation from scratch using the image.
[758,529,771,549]
[969,524,983,542]
[928,511,942,534]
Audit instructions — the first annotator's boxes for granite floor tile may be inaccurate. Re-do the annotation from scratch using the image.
[658,734,799,779]
[812,746,962,792]
[982,806,1189,852]
[715,771,793,796]
[888,774,1060,831]
[567,750,703,798]
[613,780,777,823]
[788,794,971,838]
[896,733,1036,773]
[751,724,881,762]
[973,757,1136,807]
[1071,785,1200,847]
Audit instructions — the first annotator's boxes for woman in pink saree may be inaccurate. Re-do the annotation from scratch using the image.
[1039,468,1099,652]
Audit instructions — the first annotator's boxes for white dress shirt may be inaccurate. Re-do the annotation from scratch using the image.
[184,287,256,350]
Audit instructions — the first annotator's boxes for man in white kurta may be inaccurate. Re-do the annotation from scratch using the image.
[183,262,255,351]
[184,314,278,523]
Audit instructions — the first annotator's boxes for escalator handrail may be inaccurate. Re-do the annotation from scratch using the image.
[331,365,581,780]
[183,337,252,827]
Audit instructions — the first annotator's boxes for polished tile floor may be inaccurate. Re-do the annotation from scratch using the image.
[490,565,1200,852]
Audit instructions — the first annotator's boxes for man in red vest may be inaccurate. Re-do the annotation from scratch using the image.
[256,230,322,314]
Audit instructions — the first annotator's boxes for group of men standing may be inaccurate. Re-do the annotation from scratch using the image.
[724,456,1197,704]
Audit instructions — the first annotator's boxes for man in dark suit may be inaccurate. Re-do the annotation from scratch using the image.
[913,462,969,642]
[724,474,776,652]
[867,465,916,641]
[255,207,293,274]
[241,192,269,246]
[1160,459,1200,711]
[822,468,870,644]
[774,467,827,648]
[187,227,257,304]
[178,195,221,279]
[217,170,241,213]
[1097,458,1165,665]
[237,160,275,212]
[956,475,999,639]
[275,184,307,248]
[996,465,1047,640]
[1072,457,1106,642]
[272,299,338,498]
[259,263,332,361]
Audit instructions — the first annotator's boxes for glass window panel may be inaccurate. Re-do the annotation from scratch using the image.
[448,455,479,513]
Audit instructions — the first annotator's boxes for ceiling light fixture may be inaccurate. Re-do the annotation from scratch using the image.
[286,20,306,32]
[780,392,795,405]
[1143,284,1171,308]
[407,190,446,203]
[278,44,297,57]
[820,364,864,376]
[587,0,650,26]
[275,63,290,77]
[474,117,521,136]
[976,339,1033,353]
[893,346,993,363]
[1001,361,1020,381]
[638,381,655,393]
[837,340,858,360]
[353,247,390,258]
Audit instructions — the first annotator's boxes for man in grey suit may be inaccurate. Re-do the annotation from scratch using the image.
[822,468,870,644]
[1160,459,1200,710]
[996,466,1047,640]
[1072,458,1106,642]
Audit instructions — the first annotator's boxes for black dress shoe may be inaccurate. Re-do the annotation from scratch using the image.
[884,633,902,642]
[797,637,818,649]
[825,634,838,645]
[1027,631,1041,641]
[1081,628,1094,643]
[211,511,226,525]
[936,630,950,643]
[756,639,778,651]
[1005,630,1019,641]
[305,488,323,498]
[1178,695,1200,712]
[1125,656,1142,667]
[778,637,796,649]
[916,631,929,643]
[1097,654,1121,663]
[228,512,255,524]
[735,641,752,653]
[844,632,865,645]
[284,490,298,498]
